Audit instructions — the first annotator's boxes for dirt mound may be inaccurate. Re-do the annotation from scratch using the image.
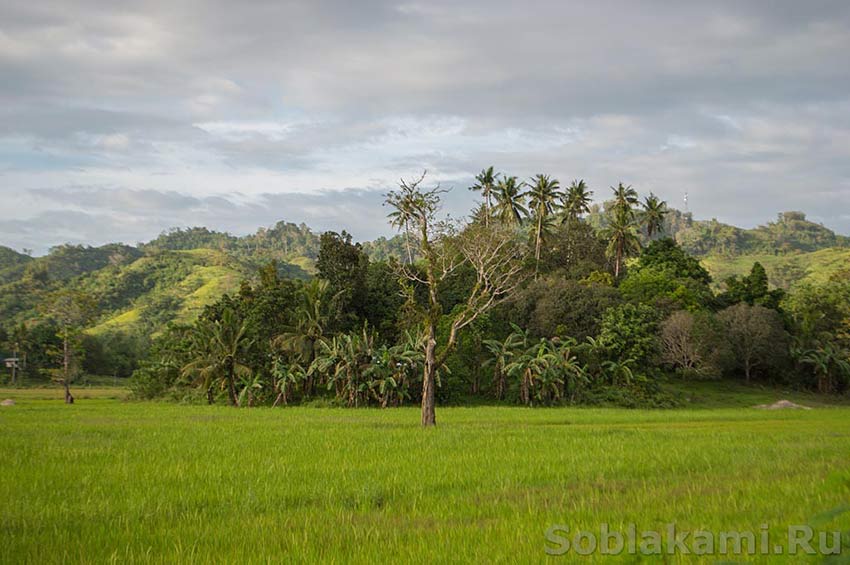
[0,398,14,406]
[755,399,811,410]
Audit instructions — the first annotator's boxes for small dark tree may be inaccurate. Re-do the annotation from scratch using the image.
[316,230,369,331]
[42,290,96,404]
[718,303,788,382]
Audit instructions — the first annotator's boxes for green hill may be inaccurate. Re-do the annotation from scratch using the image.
[701,247,850,290]
[0,245,33,269]
[1,211,846,339]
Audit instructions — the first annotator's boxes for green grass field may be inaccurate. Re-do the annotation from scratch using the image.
[1,389,849,563]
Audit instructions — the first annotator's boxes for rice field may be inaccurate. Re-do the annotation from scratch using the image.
[1,390,849,563]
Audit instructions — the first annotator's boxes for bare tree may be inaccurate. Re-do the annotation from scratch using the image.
[386,172,527,426]
[660,311,701,374]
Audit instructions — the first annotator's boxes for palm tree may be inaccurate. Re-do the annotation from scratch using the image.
[483,324,526,400]
[640,193,668,239]
[612,182,639,217]
[527,174,563,275]
[182,308,253,406]
[561,179,593,224]
[469,166,499,226]
[273,279,336,394]
[387,198,415,263]
[603,209,642,278]
[492,176,528,226]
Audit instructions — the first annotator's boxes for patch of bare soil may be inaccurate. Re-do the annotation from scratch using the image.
[755,399,811,410]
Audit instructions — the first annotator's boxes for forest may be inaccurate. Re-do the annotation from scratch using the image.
[3,169,847,425]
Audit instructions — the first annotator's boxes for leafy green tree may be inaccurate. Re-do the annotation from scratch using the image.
[597,303,659,367]
[536,220,609,278]
[784,273,850,348]
[637,239,711,284]
[719,262,784,310]
[493,175,528,226]
[509,277,621,340]
[527,174,563,275]
[129,323,193,399]
[316,230,369,331]
[619,266,714,314]
[363,260,406,342]
[718,303,788,382]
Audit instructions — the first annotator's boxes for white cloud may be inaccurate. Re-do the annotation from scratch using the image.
[0,0,849,253]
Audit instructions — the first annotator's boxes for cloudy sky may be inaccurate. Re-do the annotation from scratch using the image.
[2,0,849,254]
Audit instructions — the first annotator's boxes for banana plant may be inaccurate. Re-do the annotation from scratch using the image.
[483,323,527,400]
[272,358,307,406]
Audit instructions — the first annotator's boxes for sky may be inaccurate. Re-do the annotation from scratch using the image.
[2,0,849,255]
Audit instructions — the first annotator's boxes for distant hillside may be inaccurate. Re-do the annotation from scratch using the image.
[1,210,845,337]
[588,207,848,257]
[672,211,849,256]
[587,206,849,290]
[0,245,33,269]
[0,221,413,337]
[701,247,850,291]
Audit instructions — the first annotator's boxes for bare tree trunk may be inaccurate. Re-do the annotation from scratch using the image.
[497,366,506,401]
[10,346,16,386]
[227,367,238,406]
[534,217,543,277]
[421,326,437,427]
[615,241,623,279]
[63,331,74,404]
[521,370,530,406]
[404,227,413,264]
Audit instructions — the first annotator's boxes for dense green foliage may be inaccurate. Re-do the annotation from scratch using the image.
[2,172,848,410]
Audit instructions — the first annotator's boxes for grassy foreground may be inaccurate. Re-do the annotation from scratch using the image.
[1,393,849,563]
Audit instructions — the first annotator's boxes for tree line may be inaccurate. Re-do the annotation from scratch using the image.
[3,169,849,423]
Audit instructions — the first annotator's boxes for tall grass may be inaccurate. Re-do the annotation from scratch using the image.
[1,397,848,562]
